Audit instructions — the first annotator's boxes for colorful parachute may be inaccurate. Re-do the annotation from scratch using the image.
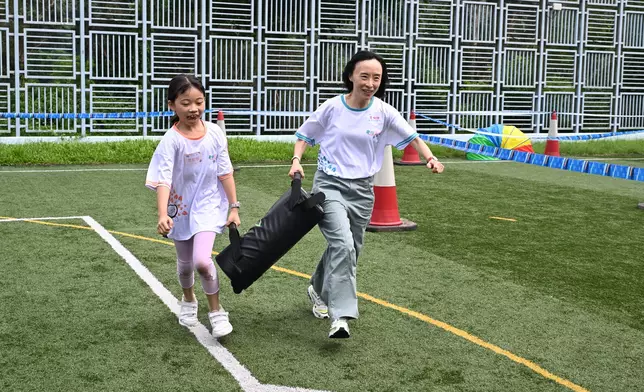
[466,124,534,160]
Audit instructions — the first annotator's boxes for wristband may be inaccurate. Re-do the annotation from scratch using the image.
[291,156,301,162]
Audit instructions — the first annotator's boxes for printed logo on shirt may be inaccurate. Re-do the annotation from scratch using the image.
[368,115,384,127]
[184,151,202,164]
[208,153,217,162]
[366,129,383,141]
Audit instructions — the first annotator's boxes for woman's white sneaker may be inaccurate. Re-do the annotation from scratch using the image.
[307,285,329,319]
[328,318,350,339]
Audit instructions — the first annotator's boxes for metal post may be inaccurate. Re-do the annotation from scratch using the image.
[13,0,20,137]
[255,0,263,137]
[361,0,367,50]
[451,0,461,135]
[201,0,207,95]
[79,0,85,137]
[405,0,414,120]
[309,0,316,113]
[535,0,547,133]
[574,0,586,133]
[495,0,504,127]
[614,0,625,134]
[142,0,148,137]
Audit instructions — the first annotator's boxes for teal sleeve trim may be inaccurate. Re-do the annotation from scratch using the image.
[395,133,419,150]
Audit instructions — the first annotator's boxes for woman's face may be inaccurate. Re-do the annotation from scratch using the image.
[168,86,205,126]
[349,58,382,101]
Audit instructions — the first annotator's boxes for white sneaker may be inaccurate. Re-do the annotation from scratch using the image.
[329,318,350,339]
[307,285,329,319]
[209,308,233,338]
[178,296,198,327]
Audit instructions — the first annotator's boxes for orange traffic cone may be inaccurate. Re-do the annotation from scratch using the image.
[216,110,239,172]
[544,110,560,156]
[395,112,424,166]
[367,145,417,232]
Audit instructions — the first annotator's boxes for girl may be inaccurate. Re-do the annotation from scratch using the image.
[146,74,240,338]
[289,51,444,338]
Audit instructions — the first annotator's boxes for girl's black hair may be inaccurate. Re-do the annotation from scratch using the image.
[168,74,206,125]
[341,50,389,99]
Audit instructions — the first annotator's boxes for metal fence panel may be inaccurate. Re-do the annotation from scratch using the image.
[2,0,644,138]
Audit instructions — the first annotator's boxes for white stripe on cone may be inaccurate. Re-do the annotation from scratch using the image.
[374,145,396,187]
[217,110,226,134]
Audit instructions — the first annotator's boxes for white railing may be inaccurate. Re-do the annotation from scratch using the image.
[0,0,643,139]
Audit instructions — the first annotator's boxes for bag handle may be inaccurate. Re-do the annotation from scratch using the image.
[227,222,242,262]
[287,172,303,210]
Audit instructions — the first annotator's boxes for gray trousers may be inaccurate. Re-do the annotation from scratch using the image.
[310,170,374,320]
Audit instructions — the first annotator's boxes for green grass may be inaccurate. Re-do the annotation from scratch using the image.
[533,139,644,157]
[5,136,643,167]
[0,138,464,166]
[1,161,643,392]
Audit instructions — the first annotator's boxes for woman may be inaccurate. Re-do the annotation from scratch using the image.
[288,51,444,338]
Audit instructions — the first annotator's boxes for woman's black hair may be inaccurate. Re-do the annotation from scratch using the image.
[168,74,206,125]
[341,50,389,99]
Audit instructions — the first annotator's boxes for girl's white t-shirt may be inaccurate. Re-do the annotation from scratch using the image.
[295,95,418,179]
[145,121,233,240]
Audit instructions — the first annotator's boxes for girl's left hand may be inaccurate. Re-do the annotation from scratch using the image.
[226,208,241,227]
[427,158,444,174]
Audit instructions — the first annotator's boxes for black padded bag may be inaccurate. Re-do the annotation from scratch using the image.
[215,173,325,293]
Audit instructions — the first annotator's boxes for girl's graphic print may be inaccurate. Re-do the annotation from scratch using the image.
[168,188,188,219]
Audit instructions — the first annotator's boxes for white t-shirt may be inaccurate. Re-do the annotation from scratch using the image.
[145,121,233,240]
[295,95,418,179]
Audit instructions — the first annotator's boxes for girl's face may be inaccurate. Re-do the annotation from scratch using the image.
[168,86,205,126]
[349,59,382,101]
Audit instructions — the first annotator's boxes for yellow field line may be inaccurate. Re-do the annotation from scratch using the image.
[2,216,588,392]
[489,216,518,222]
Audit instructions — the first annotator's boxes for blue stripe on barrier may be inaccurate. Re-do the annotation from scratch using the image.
[567,159,587,173]
[608,164,632,180]
[531,154,547,167]
[498,149,513,160]
[513,151,530,163]
[547,156,567,170]
[587,161,608,176]
[418,133,643,183]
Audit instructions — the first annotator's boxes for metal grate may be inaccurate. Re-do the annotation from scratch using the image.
[416,0,452,41]
[25,84,77,133]
[545,50,577,88]
[319,0,358,37]
[151,0,198,30]
[210,37,254,82]
[582,93,612,131]
[211,0,253,32]
[24,0,75,25]
[620,93,644,129]
[415,45,451,86]
[24,29,76,79]
[90,85,140,133]
[90,0,138,27]
[90,32,138,80]
[152,34,198,81]
[503,49,536,88]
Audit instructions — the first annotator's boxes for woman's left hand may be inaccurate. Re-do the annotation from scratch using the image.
[226,208,241,227]
[427,158,444,174]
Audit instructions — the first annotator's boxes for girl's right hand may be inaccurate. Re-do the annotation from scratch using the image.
[289,161,304,179]
[157,215,174,235]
